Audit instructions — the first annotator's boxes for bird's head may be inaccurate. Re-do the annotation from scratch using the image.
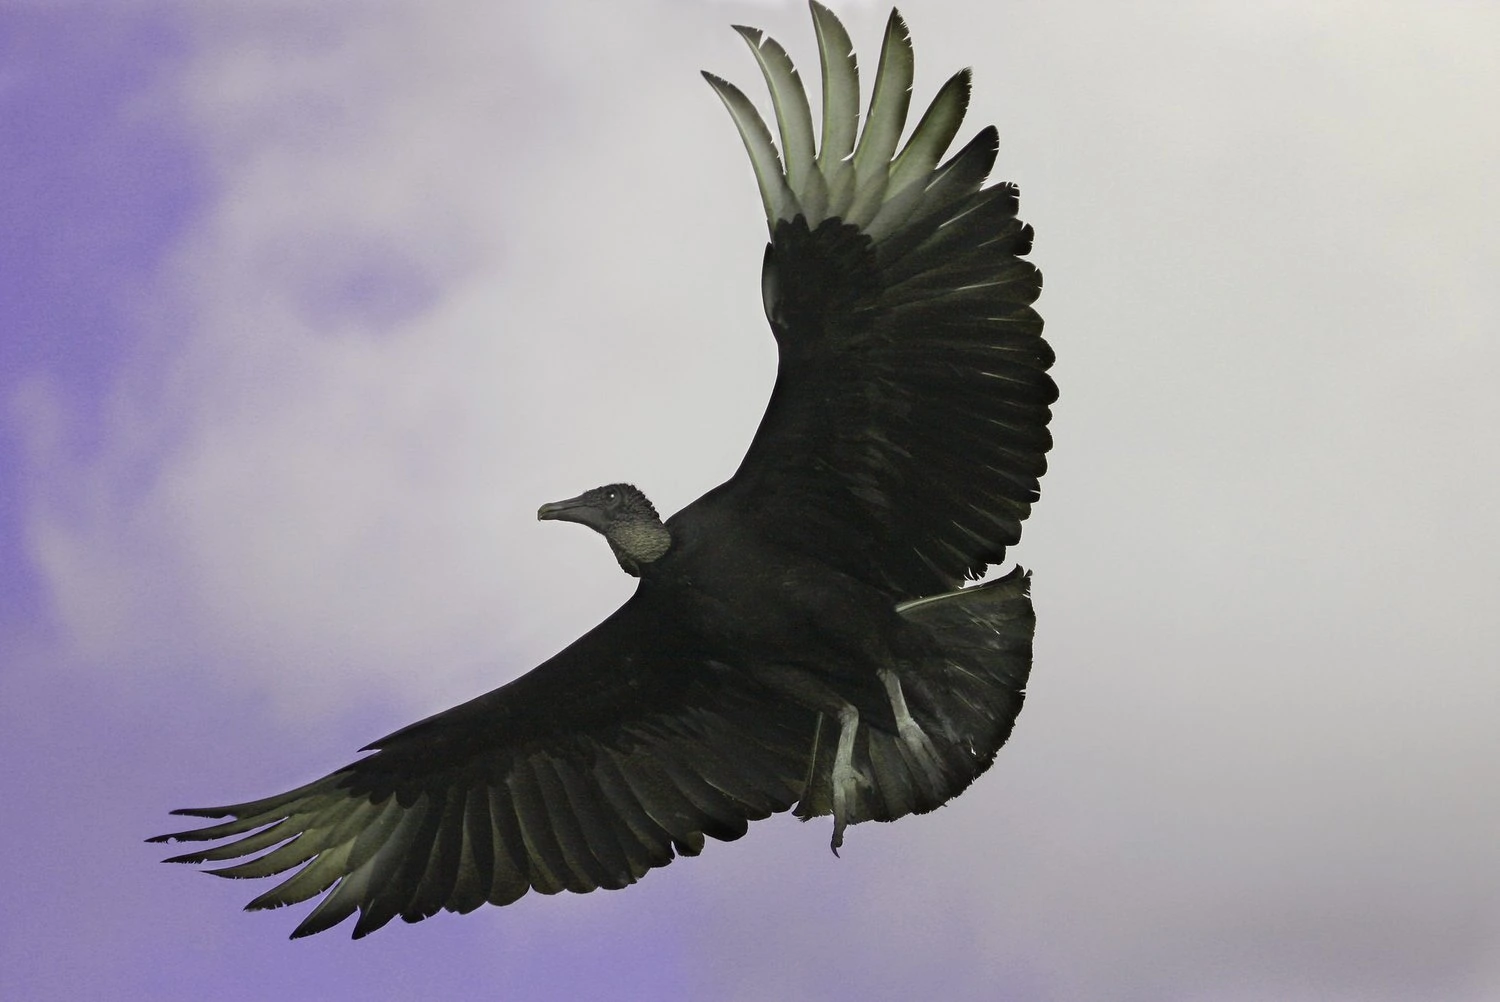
[537,483,672,576]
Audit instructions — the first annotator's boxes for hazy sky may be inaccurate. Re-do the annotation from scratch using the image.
[4,1,1498,999]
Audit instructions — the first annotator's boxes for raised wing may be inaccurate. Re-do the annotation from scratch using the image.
[701,4,1055,597]
[151,597,817,938]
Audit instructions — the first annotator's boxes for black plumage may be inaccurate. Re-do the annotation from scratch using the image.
[152,2,1055,939]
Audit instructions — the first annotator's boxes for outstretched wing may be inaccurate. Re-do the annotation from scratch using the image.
[701,4,1055,598]
[152,596,817,939]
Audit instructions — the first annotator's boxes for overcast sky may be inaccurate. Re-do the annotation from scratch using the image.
[4,1,1498,999]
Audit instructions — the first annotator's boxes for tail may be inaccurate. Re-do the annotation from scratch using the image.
[797,568,1035,829]
[893,565,1034,766]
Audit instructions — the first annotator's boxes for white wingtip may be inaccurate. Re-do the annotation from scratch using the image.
[708,4,977,237]
[703,70,795,228]
[846,10,913,226]
[810,1,860,220]
[733,25,819,210]
[889,67,970,193]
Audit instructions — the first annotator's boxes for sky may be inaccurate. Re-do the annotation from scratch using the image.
[3,0,1498,999]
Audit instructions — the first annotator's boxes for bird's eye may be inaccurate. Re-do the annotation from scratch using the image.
[605,490,618,503]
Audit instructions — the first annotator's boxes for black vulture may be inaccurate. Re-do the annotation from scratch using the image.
[152,2,1055,939]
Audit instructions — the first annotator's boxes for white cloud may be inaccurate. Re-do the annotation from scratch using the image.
[24,1,773,714]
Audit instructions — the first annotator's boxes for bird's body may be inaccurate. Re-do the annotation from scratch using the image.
[153,2,1055,938]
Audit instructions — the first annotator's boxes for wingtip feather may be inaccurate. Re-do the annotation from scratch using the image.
[809,5,858,141]
[732,25,817,214]
[704,70,795,227]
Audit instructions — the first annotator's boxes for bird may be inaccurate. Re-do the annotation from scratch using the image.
[151,2,1055,940]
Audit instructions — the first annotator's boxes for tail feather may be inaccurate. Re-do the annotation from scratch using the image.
[896,565,1034,753]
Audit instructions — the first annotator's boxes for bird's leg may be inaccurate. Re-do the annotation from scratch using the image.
[829,703,861,855]
[878,669,947,792]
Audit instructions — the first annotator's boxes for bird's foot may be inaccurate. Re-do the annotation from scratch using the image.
[829,704,866,857]
[880,669,948,793]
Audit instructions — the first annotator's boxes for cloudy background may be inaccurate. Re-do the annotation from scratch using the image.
[4,0,1498,999]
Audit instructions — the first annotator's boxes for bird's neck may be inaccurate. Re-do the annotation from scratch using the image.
[608,520,673,577]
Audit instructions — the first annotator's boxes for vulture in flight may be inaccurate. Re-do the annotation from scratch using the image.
[153,2,1055,939]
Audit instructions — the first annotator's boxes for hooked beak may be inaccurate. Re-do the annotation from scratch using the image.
[537,494,607,532]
